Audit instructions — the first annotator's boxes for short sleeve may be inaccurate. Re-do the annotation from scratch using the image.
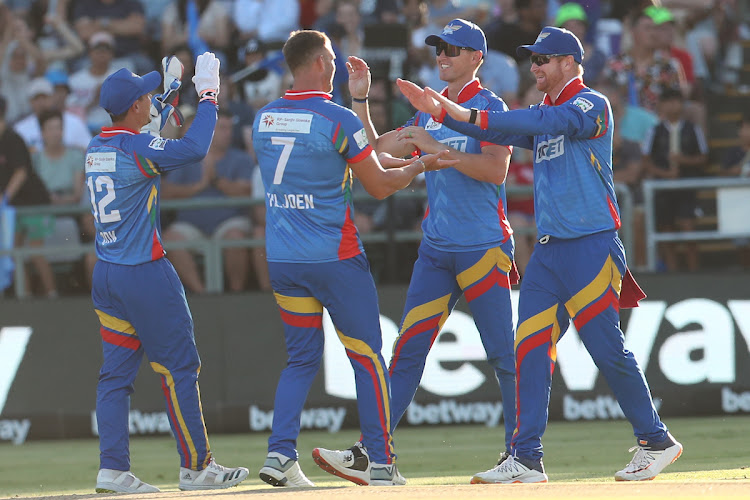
[331,108,373,164]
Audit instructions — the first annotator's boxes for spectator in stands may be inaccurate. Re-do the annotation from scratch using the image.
[0,95,57,297]
[14,77,92,153]
[602,8,689,144]
[333,0,364,58]
[46,69,71,112]
[67,31,116,133]
[217,74,256,151]
[161,0,231,60]
[236,38,284,112]
[646,6,695,91]
[554,2,606,86]
[32,109,85,206]
[233,0,300,47]
[0,9,45,123]
[478,49,520,105]
[27,0,85,66]
[161,110,254,293]
[32,109,87,283]
[71,0,151,74]
[485,0,546,64]
[641,88,709,272]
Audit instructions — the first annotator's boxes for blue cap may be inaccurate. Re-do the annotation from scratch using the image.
[99,68,161,115]
[45,69,69,87]
[425,18,487,57]
[517,26,584,64]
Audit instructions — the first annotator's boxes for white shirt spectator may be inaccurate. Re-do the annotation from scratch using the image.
[232,0,299,44]
[66,64,115,131]
[14,111,92,153]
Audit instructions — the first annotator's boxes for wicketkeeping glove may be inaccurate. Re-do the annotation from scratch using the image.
[192,51,220,104]
[142,56,185,136]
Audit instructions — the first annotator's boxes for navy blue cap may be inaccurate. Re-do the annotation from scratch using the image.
[517,26,584,64]
[99,68,161,115]
[425,18,487,57]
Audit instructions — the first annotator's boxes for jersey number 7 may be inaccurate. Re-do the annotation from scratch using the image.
[271,136,295,184]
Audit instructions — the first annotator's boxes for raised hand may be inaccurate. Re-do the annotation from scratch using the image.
[424,87,472,123]
[396,79,442,116]
[346,56,371,100]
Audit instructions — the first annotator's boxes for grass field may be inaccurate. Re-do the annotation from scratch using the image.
[2,415,750,499]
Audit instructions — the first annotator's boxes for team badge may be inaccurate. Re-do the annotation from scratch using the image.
[442,24,462,35]
[353,128,369,150]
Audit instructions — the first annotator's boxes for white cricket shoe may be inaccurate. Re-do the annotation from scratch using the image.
[312,442,406,486]
[179,458,249,490]
[259,452,315,487]
[95,469,160,493]
[471,455,548,484]
[614,432,683,481]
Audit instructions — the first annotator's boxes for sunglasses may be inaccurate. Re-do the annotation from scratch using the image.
[530,53,571,66]
[435,42,474,57]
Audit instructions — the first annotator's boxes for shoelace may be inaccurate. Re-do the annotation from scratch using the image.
[493,456,525,473]
[624,446,657,472]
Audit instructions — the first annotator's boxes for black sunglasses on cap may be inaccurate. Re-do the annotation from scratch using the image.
[530,53,572,66]
[435,41,475,57]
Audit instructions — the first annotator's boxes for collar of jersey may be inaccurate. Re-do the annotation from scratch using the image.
[283,90,332,100]
[100,126,138,137]
[440,78,483,104]
[543,77,586,106]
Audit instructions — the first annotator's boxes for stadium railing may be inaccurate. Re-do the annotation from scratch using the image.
[642,177,750,271]
[1,185,634,298]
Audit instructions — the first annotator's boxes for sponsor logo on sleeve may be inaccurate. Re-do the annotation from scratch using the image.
[148,137,168,151]
[353,128,369,150]
[258,113,313,134]
[572,97,594,113]
[85,152,117,173]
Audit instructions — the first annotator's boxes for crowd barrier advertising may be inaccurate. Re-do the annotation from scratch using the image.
[1,273,749,444]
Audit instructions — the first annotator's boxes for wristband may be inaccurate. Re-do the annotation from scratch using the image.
[414,158,426,173]
[469,108,478,125]
[352,96,368,103]
[199,89,218,103]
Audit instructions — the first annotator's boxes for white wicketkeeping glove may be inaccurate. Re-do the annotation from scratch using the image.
[192,51,220,103]
[142,55,185,136]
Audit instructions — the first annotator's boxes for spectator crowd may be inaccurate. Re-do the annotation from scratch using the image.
[0,0,748,297]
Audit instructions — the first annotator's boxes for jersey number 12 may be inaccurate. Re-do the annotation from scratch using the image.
[87,175,122,223]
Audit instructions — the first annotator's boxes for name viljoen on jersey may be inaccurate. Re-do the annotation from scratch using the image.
[267,192,315,210]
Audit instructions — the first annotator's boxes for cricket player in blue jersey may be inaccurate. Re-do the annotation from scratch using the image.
[87,53,249,493]
[253,29,456,488]
[398,26,683,483]
[314,18,519,483]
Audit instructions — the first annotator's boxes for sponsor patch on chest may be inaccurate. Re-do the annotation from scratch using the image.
[85,152,117,172]
[535,136,565,162]
[258,112,313,133]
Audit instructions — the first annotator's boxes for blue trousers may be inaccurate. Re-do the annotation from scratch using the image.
[267,254,394,464]
[389,242,517,451]
[512,231,667,461]
[92,258,211,472]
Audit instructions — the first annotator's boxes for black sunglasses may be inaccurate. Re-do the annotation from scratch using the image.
[435,41,475,57]
[530,53,571,66]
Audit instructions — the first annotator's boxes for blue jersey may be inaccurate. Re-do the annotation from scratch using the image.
[84,102,218,265]
[407,80,512,251]
[253,90,373,263]
[442,78,619,239]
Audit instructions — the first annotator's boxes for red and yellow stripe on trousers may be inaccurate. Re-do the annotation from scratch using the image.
[95,309,210,470]
[512,255,623,437]
[274,292,394,462]
[456,247,513,301]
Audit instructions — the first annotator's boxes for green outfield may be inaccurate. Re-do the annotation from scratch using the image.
[2,415,750,498]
